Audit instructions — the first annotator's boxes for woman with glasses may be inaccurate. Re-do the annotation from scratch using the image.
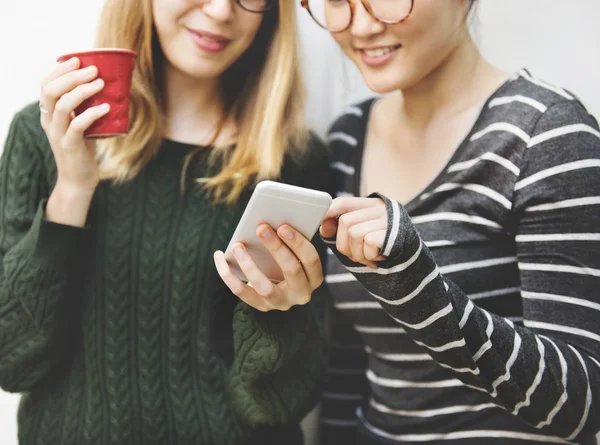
[301,0,600,444]
[0,0,331,444]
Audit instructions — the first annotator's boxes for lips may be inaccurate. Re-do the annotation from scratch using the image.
[358,44,402,67]
[188,29,231,53]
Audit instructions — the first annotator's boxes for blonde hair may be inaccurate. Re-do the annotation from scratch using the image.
[95,0,308,203]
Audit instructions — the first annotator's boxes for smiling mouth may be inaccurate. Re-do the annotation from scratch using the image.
[360,45,401,57]
[188,29,232,53]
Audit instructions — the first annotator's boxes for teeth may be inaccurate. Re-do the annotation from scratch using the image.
[363,47,397,57]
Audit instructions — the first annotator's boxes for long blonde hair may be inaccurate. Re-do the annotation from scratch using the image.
[95,0,308,203]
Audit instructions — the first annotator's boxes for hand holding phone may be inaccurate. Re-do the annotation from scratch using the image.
[213,181,332,312]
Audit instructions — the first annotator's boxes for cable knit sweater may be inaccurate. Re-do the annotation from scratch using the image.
[0,103,330,445]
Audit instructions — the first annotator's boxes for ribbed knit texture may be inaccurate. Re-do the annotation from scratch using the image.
[0,103,329,445]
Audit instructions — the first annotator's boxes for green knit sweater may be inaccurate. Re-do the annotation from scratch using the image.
[0,103,330,445]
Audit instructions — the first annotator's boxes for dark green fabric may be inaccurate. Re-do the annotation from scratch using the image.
[0,103,330,445]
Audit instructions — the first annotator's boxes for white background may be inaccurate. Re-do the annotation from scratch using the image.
[1,1,599,444]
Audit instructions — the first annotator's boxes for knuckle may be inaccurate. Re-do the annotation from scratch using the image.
[348,226,361,239]
[40,84,52,99]
[229,280,245,296]
[315,274,324,288]
[69,117,83,129]
[69,122,84,136]
[269,237,285,253]
[299,294,311,306]
[338,214,350,228]
[257,283,275,298]
[275,300,293,311]
[263,290,280,303]
[54,98,69,114]
[285,261,304,277]
[364,232,376,245]
[306,253,321,268]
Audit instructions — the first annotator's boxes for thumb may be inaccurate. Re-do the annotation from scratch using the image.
[319,217,338,239]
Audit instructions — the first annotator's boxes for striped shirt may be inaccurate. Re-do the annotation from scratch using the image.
[320,70,600,445]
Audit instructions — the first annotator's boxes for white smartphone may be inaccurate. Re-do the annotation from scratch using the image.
[224,180,333,283]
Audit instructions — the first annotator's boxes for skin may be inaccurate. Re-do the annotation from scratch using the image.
[38,0,323,311]
[319,0,510,266]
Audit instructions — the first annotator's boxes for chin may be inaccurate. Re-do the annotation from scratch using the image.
[359,66,423,94]
[364,78,399,94]
[361,72,406,94]
[178,59,228,81]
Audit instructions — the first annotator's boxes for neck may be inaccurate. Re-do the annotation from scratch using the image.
[400,31,504,126]
[162,64,226,144]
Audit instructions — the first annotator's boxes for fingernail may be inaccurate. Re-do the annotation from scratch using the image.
[259,228,273,240]
[233,246,245,258]
[280,227,293,240]
[68,57,79,66]
[213,251,223,266]
[84,65,97,74]
[100,103,110,112]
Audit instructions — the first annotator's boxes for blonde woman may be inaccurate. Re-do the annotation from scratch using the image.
[0,0,330,444]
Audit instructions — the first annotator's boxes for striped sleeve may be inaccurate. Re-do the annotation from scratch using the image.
[324,100,600,441]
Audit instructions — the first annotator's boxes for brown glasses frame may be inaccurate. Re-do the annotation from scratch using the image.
[300,0,414,32]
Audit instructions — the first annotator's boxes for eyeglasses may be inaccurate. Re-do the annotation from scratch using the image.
[300,0,413,32]
[236,0,276,13]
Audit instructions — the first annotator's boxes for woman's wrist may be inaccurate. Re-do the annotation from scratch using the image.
[45,181,95,227]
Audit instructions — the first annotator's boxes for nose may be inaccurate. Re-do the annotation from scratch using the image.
[202,0,235,22]
[350,0,385,38]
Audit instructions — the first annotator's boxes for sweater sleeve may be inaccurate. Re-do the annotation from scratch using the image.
[228,299,327,429]
[323,100,600,442]
[0,107,91,392]
[227,133,331,429]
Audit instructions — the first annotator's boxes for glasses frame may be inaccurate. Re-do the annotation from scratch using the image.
[300,0,414,32]
[237,0,276,13]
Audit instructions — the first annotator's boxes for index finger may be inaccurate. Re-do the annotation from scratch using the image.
[41,57,80,88]
[323,197,382,221]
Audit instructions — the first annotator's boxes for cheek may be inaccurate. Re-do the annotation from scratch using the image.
[401,4,466,66]
[152,2,180,48]
[406,25,461,71]
[152,0,174,29]
[332,33,354,59]
[239,19,263,50]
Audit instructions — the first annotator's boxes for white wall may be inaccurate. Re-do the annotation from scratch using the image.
[1,1,600,444]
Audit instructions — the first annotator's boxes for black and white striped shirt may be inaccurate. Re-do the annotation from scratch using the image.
[320,70,600,445]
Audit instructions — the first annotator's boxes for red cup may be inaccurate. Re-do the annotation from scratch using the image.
[57,49,137,138]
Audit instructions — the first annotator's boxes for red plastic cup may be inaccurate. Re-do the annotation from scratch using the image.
[57,49,137,138]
